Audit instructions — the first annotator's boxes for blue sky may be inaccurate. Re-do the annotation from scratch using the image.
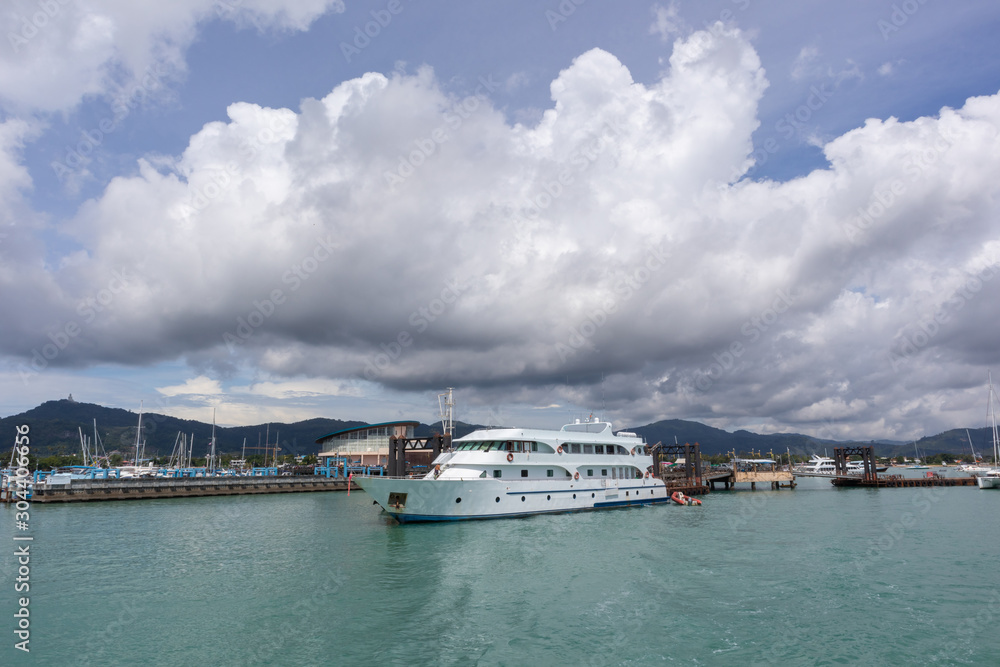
[3,0,1000,441]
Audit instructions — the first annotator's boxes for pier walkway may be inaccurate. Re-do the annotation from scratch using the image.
[26,475,350,503]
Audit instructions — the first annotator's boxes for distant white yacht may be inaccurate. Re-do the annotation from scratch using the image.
[800,455,836,474]
[846,460,889,474]
[354,416,672,522]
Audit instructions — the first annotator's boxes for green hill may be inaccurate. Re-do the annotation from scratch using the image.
[627,419,843,457]
[3,399,994,463]
[1,399,364,461]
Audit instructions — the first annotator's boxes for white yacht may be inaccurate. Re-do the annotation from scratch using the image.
[354,417,671,522]
[846,460,889,474]
[800,455,836,474]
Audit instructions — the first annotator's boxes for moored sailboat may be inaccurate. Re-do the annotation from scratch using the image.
[977,372,1000,490]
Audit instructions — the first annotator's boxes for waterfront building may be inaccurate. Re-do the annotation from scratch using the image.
[315,421,418,466]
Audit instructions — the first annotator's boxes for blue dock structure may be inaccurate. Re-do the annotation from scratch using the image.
[314,457,385,478]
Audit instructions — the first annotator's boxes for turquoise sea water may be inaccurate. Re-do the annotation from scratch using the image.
[2,473,999,666]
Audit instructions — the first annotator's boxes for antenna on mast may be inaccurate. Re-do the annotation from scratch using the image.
[601,373,606,419]
[438,388,455,436]
[134,400,144,468]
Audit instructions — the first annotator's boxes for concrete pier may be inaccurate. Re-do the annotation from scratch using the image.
[28,475,351,503]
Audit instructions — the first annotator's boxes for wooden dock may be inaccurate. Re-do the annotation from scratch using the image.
[27,475,351,503]
[831,474,977,488]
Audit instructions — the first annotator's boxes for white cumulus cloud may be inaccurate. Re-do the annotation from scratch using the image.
[4,23,1000,439]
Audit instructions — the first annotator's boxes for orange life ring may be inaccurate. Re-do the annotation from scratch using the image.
[506,452,514,462]
[574,472,580,480]
[557,445,563,454]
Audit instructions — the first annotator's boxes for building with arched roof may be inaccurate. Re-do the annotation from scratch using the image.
[315,421,419,466]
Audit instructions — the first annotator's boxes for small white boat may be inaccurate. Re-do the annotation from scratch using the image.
[959,464,996,475]
[978,471,1000,489]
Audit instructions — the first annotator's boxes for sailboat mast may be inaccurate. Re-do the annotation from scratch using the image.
[208,408,217,473]
[135,401,143,466]
[990,371,999,467]
[79,426,89,467]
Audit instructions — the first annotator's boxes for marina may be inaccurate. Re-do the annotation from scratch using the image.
[4,474,998,665]
[7,421,991,506]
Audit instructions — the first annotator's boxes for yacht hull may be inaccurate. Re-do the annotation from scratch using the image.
[355,475,672,522]
[977,475,1000,489]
